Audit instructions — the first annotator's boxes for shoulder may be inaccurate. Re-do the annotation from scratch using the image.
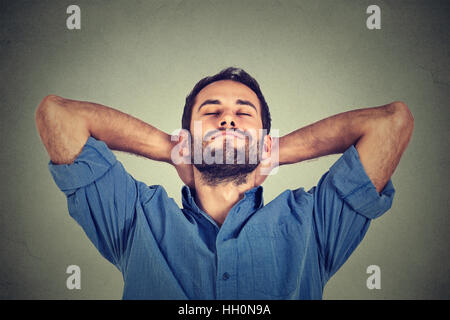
[259,187,314,223]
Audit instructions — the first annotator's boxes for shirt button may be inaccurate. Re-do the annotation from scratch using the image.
[222,272,230,280]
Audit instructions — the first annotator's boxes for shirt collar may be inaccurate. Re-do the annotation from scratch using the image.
[181,184,264,220]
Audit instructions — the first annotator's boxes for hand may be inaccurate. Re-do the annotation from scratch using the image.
[174,162,195,188]
[169,130,195,188]
[253,134,281,186]
[254,154,280,186]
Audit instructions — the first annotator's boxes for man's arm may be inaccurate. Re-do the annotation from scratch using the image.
[277,101,414,192]
[35,95,174,165]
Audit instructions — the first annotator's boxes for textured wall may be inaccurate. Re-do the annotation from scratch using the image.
[0,0,449,299]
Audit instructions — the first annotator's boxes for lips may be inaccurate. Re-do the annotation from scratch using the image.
[211,130,244,140]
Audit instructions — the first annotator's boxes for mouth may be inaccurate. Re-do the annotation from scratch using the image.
[211,130,244,141]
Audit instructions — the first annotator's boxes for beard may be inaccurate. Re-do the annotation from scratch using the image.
[192,133,262,186]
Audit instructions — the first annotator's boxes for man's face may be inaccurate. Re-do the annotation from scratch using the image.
[189,80,267,184]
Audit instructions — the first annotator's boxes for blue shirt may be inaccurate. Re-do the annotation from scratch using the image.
[49,137,395,299]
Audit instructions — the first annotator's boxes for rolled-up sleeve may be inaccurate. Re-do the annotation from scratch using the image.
[311,145,396,283]
[48,137,139,269]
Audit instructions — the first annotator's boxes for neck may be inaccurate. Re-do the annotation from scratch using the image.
[192,167,258,226]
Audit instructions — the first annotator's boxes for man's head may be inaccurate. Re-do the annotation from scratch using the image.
[180,67,272,186]
[182,67,271,135]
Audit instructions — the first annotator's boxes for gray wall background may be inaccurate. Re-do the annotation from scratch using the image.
[0,0,449,299]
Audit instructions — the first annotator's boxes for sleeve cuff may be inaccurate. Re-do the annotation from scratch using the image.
[48,136,117,192]
[329,145,396,219]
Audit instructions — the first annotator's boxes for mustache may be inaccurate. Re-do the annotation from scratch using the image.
[203,128,247,141]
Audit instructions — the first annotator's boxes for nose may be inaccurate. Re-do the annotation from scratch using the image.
[219,114,236,129]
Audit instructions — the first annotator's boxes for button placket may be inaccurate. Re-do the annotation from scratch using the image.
[216,239,237,299]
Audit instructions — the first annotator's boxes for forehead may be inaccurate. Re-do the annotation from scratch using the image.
[194,80,260,110]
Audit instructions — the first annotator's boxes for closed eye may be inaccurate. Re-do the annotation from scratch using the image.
[237,113,251,116]
[204,112,219,116]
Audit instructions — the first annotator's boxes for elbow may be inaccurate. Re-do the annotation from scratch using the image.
[388,101,414,139]
[36,95,61,117]
[388,101,414,128]
[35,95,64,133]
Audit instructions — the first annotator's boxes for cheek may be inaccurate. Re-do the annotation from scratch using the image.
[191,119,215,141]
[241,119,263,137]
[241,115,262,127]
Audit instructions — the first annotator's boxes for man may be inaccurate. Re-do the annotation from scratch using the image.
[35,67,413,299]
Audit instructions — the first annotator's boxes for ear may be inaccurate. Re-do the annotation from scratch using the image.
[170,129,192,165]
[254,134,274,186]
[260,134,272,163]
[259,132,280,176]
[178,129,191,158]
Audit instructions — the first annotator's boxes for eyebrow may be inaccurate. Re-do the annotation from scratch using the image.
[198,99,257,112]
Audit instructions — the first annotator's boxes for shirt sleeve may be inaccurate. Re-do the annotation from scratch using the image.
[48,136,142,270]
[311,145,396,283]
